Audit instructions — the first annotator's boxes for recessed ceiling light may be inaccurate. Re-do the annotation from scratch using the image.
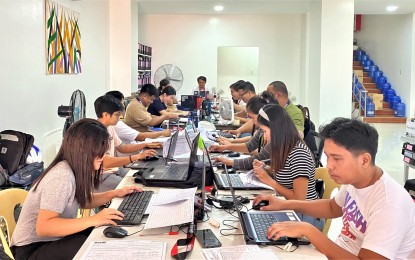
[386,5,398,12]
[214,5,224,12]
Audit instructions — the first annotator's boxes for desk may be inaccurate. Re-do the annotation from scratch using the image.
[74,171,325,260]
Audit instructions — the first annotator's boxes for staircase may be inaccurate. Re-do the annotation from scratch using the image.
[353,61,406,123]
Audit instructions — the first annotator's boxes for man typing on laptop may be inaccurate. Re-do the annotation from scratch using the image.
[253,118,415,259]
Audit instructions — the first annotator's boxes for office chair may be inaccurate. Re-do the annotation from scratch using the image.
[0,188,28,251]
[304,130,324,167]
[315,167,341,235]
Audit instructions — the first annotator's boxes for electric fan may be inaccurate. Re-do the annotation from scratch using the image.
[211,87,225,106]
[218,97,234,125]
[154,64,183,91]
[57,90,86,136]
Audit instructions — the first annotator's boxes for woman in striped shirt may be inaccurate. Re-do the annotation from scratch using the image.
[253,104,324,230]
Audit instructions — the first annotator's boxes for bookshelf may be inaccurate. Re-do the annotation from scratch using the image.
[138,43,152,89]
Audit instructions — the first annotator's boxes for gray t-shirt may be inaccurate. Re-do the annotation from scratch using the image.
[11,161,79,247]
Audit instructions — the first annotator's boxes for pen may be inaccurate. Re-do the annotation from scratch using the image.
[260,159,270,164]
[139,231,179,236]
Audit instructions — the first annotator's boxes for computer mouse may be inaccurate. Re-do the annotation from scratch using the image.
[228,152,240,158]
[222,168,236,174]
[252,200,269,210]
[103,226,128,238]
[143,155,159,161]
[134,174,143,183]
[132,169,146,177]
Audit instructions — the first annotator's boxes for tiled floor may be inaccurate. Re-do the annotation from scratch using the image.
[325,123,412,240]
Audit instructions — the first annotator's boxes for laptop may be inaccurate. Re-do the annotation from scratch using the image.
[181,95,197,110]
[126,131,179,169]
[225,165,305,245]
[140,132,201,183]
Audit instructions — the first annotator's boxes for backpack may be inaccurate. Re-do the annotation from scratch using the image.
[0,130,34,174]
[297,105,315,138]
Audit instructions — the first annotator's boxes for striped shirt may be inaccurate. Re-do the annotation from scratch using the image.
[273,141,319,200]
[233,143,271,170]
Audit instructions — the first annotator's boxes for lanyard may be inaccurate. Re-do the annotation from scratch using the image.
[171,221,196,259]
[283,99,291,108]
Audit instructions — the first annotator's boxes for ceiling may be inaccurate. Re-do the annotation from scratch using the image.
[137,0,415,15]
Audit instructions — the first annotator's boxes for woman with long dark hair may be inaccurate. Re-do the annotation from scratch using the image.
[253,104,324,230]
[11,119,143,259]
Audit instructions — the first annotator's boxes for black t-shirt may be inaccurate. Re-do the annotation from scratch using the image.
[147,97,167,127]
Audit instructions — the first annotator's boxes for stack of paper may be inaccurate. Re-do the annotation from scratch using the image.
[144,187,197,229]
[239,170,274,190]
[202,245,279,260]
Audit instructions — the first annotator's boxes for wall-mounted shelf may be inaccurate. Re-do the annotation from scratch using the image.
[138,43,152,88]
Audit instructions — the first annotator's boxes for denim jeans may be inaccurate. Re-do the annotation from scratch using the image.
[295,212,325,231]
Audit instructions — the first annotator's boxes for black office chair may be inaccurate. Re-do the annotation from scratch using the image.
[304,130,324,167]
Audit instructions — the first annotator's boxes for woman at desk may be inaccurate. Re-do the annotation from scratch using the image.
[210,92,276,170]
[252,104,323,229]
[147,86,188,127]
[11,119,143,259]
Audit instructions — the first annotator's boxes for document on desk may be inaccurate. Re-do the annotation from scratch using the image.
[81,240,166,260]
[145,188,196,229]
[239,170,274,190]
[202,245,279,260]
[153,187,197,205]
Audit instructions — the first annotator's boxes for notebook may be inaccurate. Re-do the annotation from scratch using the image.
[126,131,179,169]
[140,133,201,184]
[225,166,304,245]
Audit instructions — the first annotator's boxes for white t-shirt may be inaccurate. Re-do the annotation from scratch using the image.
[334,172,415,259]
[114,121,139,143]
[107,125,122,157]
[192,86,212,95]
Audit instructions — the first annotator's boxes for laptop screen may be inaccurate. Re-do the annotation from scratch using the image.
[165,130,179,164]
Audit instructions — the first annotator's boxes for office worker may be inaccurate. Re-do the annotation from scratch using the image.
[229,80,246,113]
[267,80,304,139]
[210,92,276,153]
[254,118,415,259]
[124,83,178,132]
[212,93,275,171]
[192,76,211,94]
[95,95,158,192]
[157,78,178,104]
[11,119,143,260]
[105,91,171,143]
[233,81,256,124]
[147,86,188,128]
[251,104,323,229]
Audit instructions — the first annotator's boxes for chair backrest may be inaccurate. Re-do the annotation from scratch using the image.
[304,130,324,167]
[315,167,341,235]
[0,188,28,245]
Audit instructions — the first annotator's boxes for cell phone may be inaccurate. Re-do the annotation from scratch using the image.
[195,229,222,248]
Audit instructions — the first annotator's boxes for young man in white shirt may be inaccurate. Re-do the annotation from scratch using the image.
[95,95,159,192]
[254,118,415,259]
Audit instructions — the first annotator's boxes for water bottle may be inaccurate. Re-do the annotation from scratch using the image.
[186,114,193,131]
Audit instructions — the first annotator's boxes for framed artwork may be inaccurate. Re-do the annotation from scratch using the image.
[45,0,81,74]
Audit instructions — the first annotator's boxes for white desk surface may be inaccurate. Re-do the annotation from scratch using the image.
[74,170,326,260]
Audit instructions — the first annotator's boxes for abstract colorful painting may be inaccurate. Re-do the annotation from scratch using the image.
[46,0,81,74]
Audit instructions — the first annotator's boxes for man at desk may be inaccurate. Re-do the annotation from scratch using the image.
[124,83,178,132]
[193,76,211,95]
[254,118,415,259]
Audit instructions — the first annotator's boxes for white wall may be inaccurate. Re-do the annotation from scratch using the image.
[137,14,304,99]
[0,0,110,158]
[355,14,414,117]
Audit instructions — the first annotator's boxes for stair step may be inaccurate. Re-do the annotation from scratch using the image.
[363,77,372,83]
[383,102,389,108]
[363,116,406,124]
[353,61,361,66]
[375,108,395,116]
[364,83,376,89]
[366,89,381,94]
[363,72,369,77]
[353,65,363,70]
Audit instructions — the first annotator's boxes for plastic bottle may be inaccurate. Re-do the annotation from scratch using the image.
[186,114,193,131]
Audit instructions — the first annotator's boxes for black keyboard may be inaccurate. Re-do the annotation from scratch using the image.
[115,191,154,225]
[160,164,188,180]
[250,213,278,241]
[216,131,235,139]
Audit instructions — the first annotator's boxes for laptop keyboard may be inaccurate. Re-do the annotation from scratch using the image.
[132,158,166,168]
[222,174,244,187]
[250,213,278,241]
[115,191,154,225]
[160,164,188,180]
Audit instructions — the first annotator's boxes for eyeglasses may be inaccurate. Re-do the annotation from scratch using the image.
[240,91,248,97]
